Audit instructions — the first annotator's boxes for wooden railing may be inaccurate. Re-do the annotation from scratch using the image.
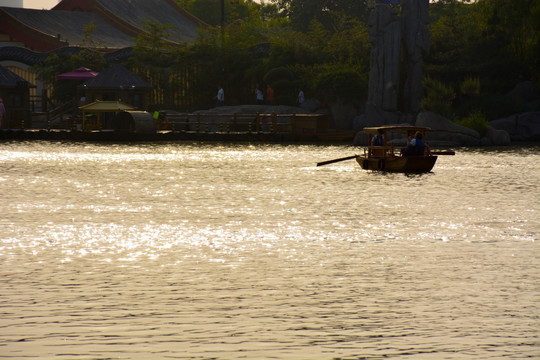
[7,109,331,140]
[30,99,76,130]
[159,112,330,137]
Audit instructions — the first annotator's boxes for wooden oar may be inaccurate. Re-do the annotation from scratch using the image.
[430,150,456,156]
[317,154,358,167]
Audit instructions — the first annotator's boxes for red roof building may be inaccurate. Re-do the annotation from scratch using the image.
[0,0,206,52]
[0,0,207,112]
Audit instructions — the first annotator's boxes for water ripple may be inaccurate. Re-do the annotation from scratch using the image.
[0,141,538,359]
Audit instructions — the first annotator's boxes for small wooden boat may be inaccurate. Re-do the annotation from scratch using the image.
[357,126,438,173]
[315,125,454,170]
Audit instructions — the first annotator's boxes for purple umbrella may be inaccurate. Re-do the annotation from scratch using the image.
[56,67,99,80]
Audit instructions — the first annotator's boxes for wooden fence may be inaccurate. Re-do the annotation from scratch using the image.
[159,112,330,138]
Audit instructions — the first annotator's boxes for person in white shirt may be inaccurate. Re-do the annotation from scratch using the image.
[215,85,224,107]
[297,88,305,105]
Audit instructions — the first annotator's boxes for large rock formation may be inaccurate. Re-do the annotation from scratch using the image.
[367,5,401,115]
[401,0,430,114]
[366,0,430,125]
[416,112,481,146]
[487,82,540,142]
[506,81,540,112]
[490,112,540,142]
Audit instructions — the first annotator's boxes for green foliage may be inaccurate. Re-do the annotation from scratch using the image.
[39,0,538,117]
[312,64,367,105]
[274,0,370,32]
[132,20,176,66]
[328,15,370,66]
[460,77,480,96]
[427,0,539,121]
[271,79,296,105]
[456,111,489,136]
[263,67,295,105]
[178,0,254,27]
[161,0,370,110]
[80,21,103,49]
[421,77,455,118]
[264,67,293,83]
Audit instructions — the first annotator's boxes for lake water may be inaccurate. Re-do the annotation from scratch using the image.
[0,141,538,359]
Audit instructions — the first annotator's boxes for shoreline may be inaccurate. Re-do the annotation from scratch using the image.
[0,129,309,143]
[1,128,538,147]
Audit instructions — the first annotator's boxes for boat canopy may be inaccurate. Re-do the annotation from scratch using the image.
[363,125,431,135]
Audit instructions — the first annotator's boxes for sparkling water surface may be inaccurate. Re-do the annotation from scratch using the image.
[1,141,538,359]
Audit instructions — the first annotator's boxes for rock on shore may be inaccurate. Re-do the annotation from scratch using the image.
[490,112,540,142]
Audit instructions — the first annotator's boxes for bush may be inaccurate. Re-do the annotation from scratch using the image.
[421,77,455,118]
[271,79,296,105]
[264,67,293,84]
[264,67,297,105]
[460,77,480,96]
[312,64,367,105]
[456,111,490,136]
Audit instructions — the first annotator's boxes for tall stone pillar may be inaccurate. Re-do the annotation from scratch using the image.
[366,0,430,125]
[366,5,401,125]
[401,0,430,114]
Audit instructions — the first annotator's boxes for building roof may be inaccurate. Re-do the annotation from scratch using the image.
[81,64,152,89]
[79,100,135,112]
[57,67,99,80]
[1,7,135,49]
[91,0,204,44]
[0,0,207,52]
[53,0,206,44]
[0,64,34,87]
[0,46,133,66]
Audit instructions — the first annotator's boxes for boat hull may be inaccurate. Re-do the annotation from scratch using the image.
[357,155,438,173]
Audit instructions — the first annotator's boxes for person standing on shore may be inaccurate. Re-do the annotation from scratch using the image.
[0,98,5,129]
[215,84,224,107]
[266,84,274,105]
[255,84,264,105]
[297,88,305,105]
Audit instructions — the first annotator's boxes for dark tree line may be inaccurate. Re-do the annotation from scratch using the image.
[426,0,539,122]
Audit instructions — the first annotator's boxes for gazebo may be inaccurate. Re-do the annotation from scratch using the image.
[56,67,99,80]
[57,67,99,108]
[80,65,153,109]
[78,100,135,130]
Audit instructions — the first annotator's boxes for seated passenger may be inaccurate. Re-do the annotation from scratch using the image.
[371,131,384,146]
[402,131,426,156]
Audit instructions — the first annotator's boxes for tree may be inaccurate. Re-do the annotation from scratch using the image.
[272,0,370,32]
[476,0,539,83]
[132,20,176,66]
[426,0,538,120]
[177,0,253,26]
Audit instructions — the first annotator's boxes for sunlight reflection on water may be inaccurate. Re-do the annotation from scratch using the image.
[0,141,538,359]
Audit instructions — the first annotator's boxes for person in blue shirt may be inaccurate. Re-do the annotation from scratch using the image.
[402,131,428,156]
[372,130,384,146]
